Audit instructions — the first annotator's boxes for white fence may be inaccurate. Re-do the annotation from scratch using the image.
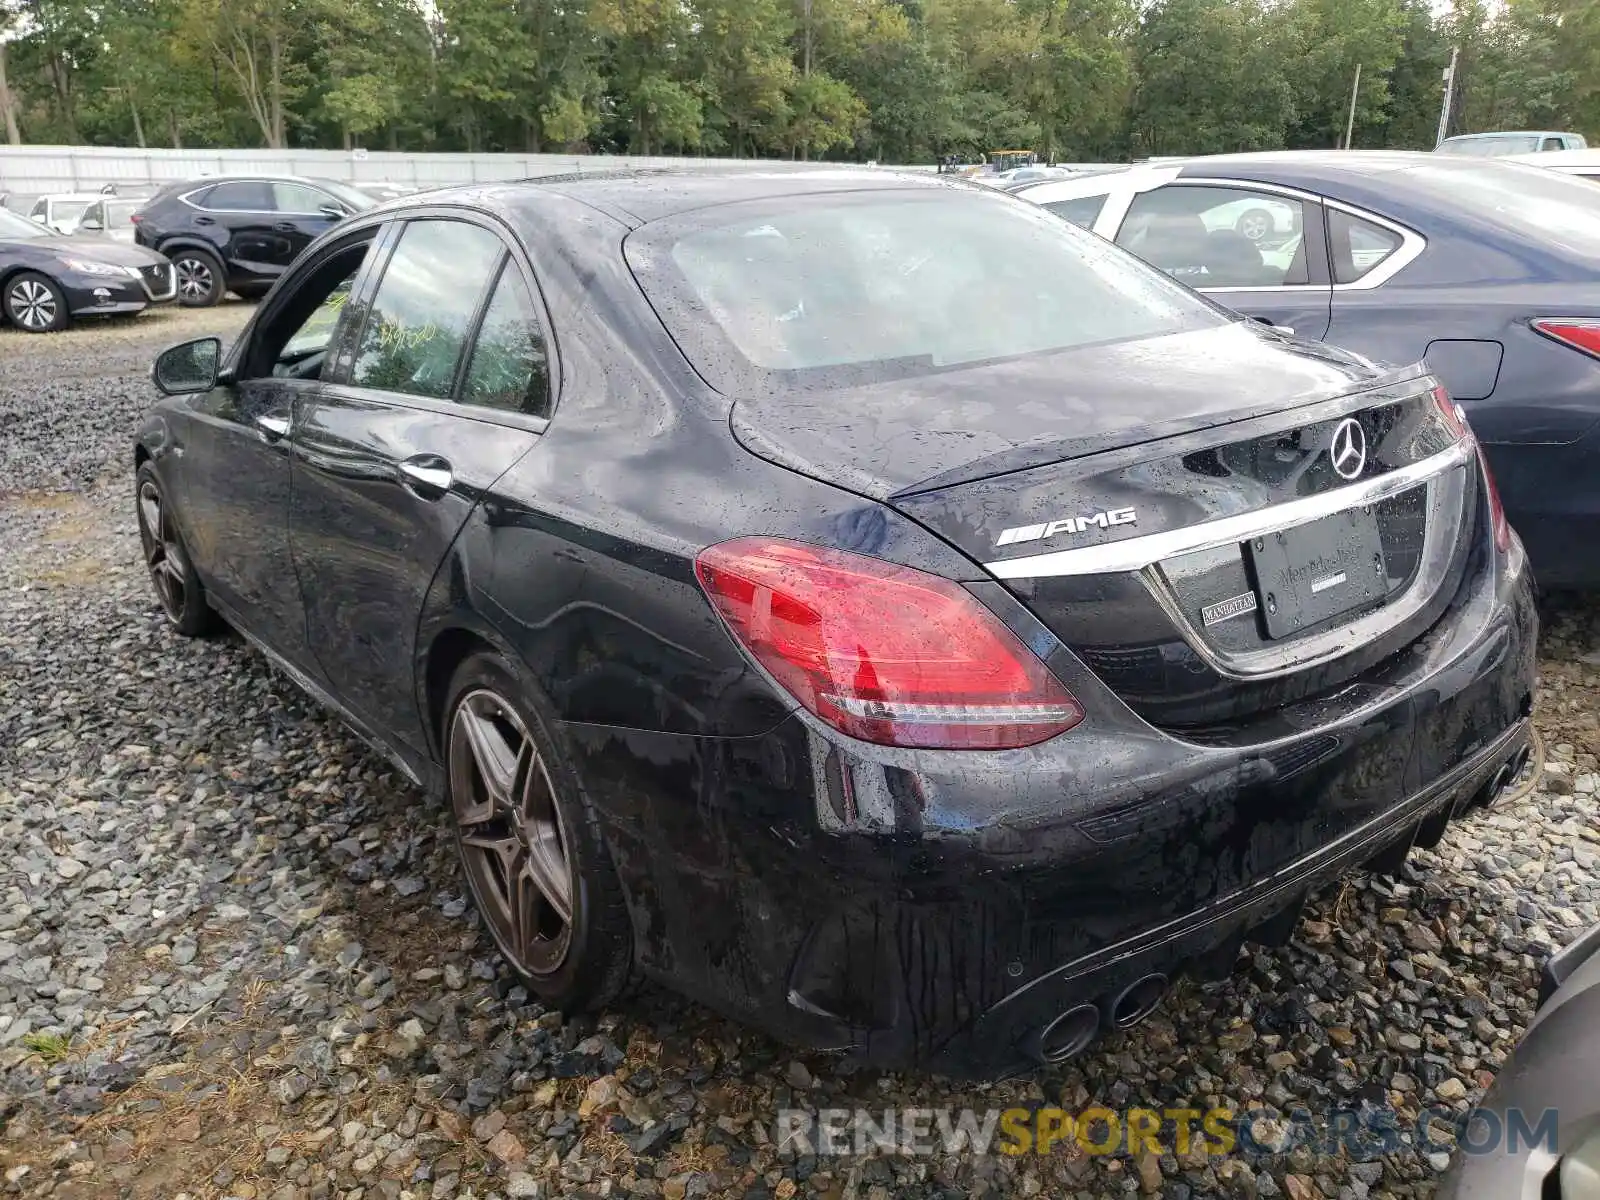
[0,145,925,208]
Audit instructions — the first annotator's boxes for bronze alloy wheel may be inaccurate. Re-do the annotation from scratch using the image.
[137,477,188,625]
[448,688,575,976]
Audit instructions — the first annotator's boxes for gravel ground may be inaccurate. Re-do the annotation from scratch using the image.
[2,310,1599,1200]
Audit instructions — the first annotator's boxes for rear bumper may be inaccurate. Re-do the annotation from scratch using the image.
[570,540,1536,1077]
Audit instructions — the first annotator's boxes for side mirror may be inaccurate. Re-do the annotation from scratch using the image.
[153,337,222,395]
[319,203,345,220]
[79,217,103,232]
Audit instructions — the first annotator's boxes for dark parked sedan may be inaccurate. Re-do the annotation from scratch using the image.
[0,206,175,332]
[1018,152,1600,588]
[135,170,1535,1076]
[133,174,374,307]
[1438,922,1600,1198]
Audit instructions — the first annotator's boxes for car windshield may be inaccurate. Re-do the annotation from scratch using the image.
[0,208,51,239]
[627,189,1224,392]
[1439,135,1542,157]
[1400,158,1600,259]
[52,199,93,223]
[309,179,378,211]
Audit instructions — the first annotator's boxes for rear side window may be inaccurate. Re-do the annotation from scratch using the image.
[1044,194,1107,229]
[204,181,273,211]
[1328,209,1403,284]
[351,220,504,400]
[627,190,1220,393]
[461,266,551,417]
[1117,185,1310,287]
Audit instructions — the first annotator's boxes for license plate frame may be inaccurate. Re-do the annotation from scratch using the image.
[1248,507,1387,639]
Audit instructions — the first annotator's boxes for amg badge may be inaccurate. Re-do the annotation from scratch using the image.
[1200,591,1260,627]
[995,506,1138,547]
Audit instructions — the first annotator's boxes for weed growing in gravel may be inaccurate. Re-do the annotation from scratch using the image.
[20,1032,71,1064]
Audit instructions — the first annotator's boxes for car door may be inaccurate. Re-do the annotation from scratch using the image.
[174,224,383,674]
[1110,182,1333,340]
[270,181,347,267]
[290,214,550,754]
[201,180,288,277]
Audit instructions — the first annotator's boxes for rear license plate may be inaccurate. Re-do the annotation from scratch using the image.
[1248,508,1387,639]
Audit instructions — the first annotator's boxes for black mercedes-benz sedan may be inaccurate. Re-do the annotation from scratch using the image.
[134,169,1536,1076]
[1,206,176,332]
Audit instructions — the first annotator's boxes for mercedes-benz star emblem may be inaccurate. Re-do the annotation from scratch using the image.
[1329,418,1367,481]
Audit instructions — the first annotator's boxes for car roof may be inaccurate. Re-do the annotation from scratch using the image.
[1508,147,1600,167]
[1443,130,1574,140]
[521,167,958,225]
[1010,150,1600,240]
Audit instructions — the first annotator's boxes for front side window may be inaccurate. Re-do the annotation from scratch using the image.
[627,190,1221,393]
[0,208,51,239]
[461,266,551,417]
[1117,185,1310,288]
[273,182,337,215]
[203,181,273,211]
[1328,209,1404,284]
[1044,193,1108,229]
[52,199,91,228]
[351,220,504,399]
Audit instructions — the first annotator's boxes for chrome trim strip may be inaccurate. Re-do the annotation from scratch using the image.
[984,439,1474,580]
[138,263,177,302]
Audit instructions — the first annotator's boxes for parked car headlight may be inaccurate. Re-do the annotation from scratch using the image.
[60,257,126,276]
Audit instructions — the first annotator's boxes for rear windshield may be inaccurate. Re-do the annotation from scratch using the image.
[1398,158,1600,258]
[626,189,1224,392]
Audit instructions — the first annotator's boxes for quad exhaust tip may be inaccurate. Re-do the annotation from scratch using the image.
[1024,973,1170,1065]
[1111,973,1168,1029]
[1036,1003,1100,1063]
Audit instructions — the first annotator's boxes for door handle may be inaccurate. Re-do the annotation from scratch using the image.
[273,222,297,232]
[398,456,453,498]
[255,413,290,441]
[194,215,215,226]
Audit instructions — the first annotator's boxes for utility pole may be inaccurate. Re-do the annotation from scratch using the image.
[1343,63,1362,149]
[1435,47,1459,148]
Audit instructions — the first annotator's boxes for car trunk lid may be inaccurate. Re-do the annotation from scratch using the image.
[730,324,1479,728]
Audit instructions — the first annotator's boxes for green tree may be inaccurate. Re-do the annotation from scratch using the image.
[1128,0,1297,155]
[591,0,703,152]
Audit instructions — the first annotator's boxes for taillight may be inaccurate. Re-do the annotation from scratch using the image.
[1431,383,1468,440]
[1478,447,1512,554]
[1433,382,1511,554]
[694,537,1084,750]
[1533,318,1600,360]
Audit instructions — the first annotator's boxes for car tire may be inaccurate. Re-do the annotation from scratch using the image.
[135,462,221,637]
[1235,208,1273,242]
[3,271,68,333]
[443,651,634,1012]
[169,248,225,307]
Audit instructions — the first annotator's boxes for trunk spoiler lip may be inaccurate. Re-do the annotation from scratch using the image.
[890,360,1433,501]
